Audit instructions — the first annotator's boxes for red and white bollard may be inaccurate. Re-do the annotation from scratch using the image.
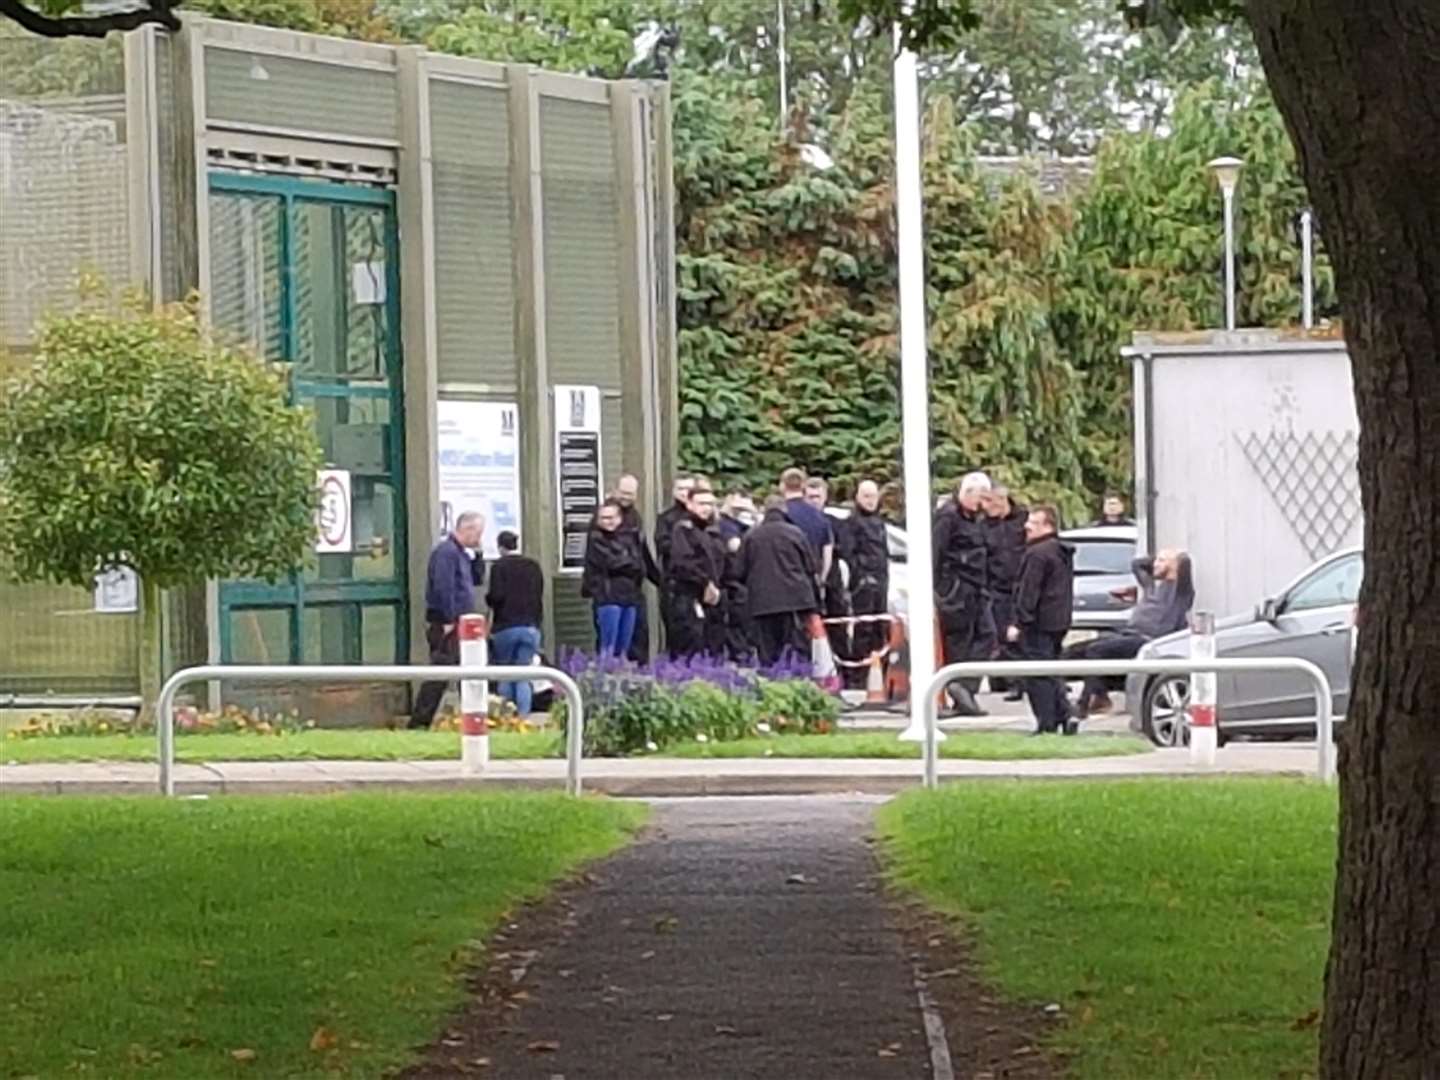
[458,614,490,776]
[1188,610,1217,766]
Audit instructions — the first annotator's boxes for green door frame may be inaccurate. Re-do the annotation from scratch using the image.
[210,171,408,666]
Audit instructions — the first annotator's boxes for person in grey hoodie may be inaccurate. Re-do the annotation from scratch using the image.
[1070,548,1195,716]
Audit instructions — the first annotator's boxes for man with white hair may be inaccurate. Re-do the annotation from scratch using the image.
[410,511,485,729]
[932,472,993,716]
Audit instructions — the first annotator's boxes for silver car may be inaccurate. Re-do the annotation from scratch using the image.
[1127,547,1362,746]
[1061,524,1139,638]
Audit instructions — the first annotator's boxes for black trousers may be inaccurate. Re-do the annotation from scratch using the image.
[627,601,650,663]
[668,594,725,658]
[1074,632,1148,700]
[753,611,811,668]
[844,581,888,689]
[1021,627,1068,734]
[940,597,989,695]
[989,593,1020,690]
[410,622,458,729]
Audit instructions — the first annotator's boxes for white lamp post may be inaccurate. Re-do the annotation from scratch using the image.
[892,25,943,750]
[1207,155,1244,330]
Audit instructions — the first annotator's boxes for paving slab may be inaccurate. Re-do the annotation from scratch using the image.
[1,745,1322,797]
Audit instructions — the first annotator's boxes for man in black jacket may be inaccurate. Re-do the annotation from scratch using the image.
[665,483,727,658]
[1007,505,1075,735]
[739,497,820,666]
[984,486,1030,699]
[654,474,694,653]
[933,472,992,716]
[840,480,891,688]
[718,490,758,662]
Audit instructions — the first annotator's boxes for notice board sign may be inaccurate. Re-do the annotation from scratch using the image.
[315,469,353,554]
[554,385,602,573]
[436,399,522,559]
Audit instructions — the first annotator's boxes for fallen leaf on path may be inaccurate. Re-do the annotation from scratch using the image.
[653,915,679,934]
[715,1025,738,1036]
[472,1057,491,1068]
[230,1049,257,1063]
[640,950,656,960]
[921,967,960,979]
[309,1027,338,1052]
[527,1040,560,1053]
[656,1014,674,1022]
[785,873,810,885]
[1291,1009,1321,1031]
[877,1049,897,1058]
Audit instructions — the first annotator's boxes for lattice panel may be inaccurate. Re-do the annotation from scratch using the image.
[1236,430,1361,560]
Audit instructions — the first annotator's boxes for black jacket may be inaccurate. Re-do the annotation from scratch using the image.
[842,509,889,592]
[738,510,819,617]
[485,553,544,632]
[619,503,662,586]
[581,528,647,606]
[1013,535,1074,635]
[667,512,727,600]
[933,499,989,600]
[984,503,1029,597]
[654,501,689,576]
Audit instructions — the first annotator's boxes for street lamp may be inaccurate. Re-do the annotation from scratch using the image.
[891,24,943,757]
[1207,155,1244,330]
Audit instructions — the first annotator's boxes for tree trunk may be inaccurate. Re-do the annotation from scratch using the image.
[1245,3,1440,1075]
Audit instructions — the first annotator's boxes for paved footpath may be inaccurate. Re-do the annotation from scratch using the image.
[1,745,1322,797]
[403,796,940,1079]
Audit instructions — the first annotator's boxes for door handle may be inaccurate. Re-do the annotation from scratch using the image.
[1320,622,1349,636]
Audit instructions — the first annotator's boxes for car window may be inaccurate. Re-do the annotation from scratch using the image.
[887,528,907,562]
[1070,540,1134,576]
[1285,555,1363,613]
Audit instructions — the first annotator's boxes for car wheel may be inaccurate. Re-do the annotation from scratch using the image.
[1141,675,1191,747]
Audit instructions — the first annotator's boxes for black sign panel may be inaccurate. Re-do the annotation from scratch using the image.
[557,430,601,569]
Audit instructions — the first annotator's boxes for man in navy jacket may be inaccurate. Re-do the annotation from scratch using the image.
[410,512,485,729]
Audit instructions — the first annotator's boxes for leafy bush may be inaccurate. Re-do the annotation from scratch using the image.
[553,652,841,756]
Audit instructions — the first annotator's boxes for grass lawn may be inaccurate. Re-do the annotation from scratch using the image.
[663,731,1151,760]
[3,728,1151,764]
[879,779,1336,1080]
[0,794,644,1079]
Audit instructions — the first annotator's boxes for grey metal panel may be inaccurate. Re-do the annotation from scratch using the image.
[430,79,515,386]
[551,577,594,653]
[540,96,621,389]
[205,47,398,142]
[601,393,624,493]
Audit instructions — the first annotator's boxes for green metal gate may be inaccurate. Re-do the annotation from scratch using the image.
[207,172,408,667]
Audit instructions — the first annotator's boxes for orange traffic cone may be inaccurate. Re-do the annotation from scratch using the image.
[808,613,839,690]
[865,649,887,704]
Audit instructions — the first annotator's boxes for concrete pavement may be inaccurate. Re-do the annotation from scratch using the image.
[1,743,1324,797]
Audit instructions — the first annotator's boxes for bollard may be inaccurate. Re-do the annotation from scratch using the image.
[458,615,490,775]
[808,612,840,691]
[1188,610,1218,766]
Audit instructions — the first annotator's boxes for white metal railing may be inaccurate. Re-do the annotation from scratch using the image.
[155,664,584,797]
[919,657,1335,787]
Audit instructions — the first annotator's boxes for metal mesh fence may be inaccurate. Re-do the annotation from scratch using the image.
[0,34,140,698]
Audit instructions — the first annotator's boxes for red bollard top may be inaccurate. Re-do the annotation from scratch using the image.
[458,614,489,641]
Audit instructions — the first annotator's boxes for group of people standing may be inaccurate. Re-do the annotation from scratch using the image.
[410,466,1195,738]
[581,468,890,671]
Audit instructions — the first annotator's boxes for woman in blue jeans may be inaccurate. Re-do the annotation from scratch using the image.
[485,530,545,715]
[582,501,646,659]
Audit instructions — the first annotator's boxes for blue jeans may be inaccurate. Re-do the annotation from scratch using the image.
[595,604,638,659]
[490,625,542,715]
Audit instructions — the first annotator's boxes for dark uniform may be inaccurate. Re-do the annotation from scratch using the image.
[717,514,753,662]
[1013,533,1074,733]
[617,503,660,662]
[933,497,990,712]
[839,508,890,689]
[984,502,1029,690]
[665,511,728,658]
[738,508,819,666]
[653,499,690,652]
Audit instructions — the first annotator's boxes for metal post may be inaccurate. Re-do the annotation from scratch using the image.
[1222,186,1237,330]
[776,0,789,129]
[155,664,586,797]
[1301,208,1315,329]
[919,658,1336,783]
[892,21,940,750]
[1188,611,1217,766]
[458,615,490,775]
